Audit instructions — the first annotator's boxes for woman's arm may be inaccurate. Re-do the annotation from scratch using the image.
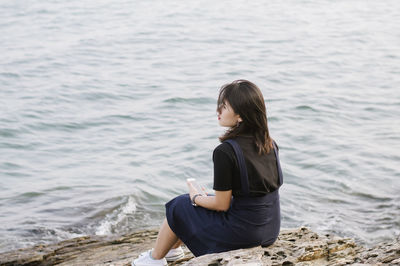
[195,191,232,211]
[188,182,232,211]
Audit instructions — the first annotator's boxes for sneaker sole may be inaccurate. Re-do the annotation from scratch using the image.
[132,261,167,266]
[165,253,185,262]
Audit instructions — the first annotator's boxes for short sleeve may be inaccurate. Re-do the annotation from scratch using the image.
[212,145,234,191]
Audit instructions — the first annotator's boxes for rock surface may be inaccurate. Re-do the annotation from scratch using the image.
[1,227,399,265]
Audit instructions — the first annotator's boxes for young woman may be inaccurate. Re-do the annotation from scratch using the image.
[133,80,283,266]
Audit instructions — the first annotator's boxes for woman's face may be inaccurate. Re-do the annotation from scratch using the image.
[217,101,241,127]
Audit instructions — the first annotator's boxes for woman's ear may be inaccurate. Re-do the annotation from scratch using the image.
[238,117,243,123]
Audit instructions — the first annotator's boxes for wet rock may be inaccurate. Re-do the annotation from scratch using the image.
[0,227,398,266]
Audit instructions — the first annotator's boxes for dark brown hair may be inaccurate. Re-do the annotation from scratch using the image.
[217,79,273,154]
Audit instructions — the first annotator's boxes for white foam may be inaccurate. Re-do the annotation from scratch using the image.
[95,196,137,235]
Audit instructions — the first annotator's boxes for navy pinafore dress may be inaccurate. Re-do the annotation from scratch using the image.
[165,139,283,257]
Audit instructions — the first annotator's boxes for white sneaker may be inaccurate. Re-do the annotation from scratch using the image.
[132,250,167,266]
[165,246,185,262]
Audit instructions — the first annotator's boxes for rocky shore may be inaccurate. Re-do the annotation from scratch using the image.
[1,227,399,265]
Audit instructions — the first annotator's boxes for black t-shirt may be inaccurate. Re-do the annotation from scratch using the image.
[212,136,280,197]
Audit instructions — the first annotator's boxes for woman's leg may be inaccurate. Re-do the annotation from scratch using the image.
[171,239,183,249]
[151,218,179,259]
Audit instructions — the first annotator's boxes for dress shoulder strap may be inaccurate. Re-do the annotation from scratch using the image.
[272,140,283,187]
[224,139,284,194]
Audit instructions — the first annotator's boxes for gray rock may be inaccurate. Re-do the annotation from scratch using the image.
[0,227,398,266]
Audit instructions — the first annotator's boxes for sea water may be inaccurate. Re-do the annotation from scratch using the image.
[1,0,399,253]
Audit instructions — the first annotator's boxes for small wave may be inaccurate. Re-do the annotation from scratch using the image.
[20,192,44,198]
[27,120,112,133]
[163,97,214,105]
[0,72,20,78]
[27,226,84,242]
[350,191,392,202]
[102,114,146,122]
[44,186,72,192]
[79,91,130,101]
[0,141,42,151]
[294,105,317,112]
[1,162,22,169]
[95,196,137,235]
[0,128,20,138]
[9,191,45,204]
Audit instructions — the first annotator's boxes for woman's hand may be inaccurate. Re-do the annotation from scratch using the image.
[187,180,207,200]
[186,183,232,211]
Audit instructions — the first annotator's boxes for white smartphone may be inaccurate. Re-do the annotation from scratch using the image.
[186,178,206,195]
